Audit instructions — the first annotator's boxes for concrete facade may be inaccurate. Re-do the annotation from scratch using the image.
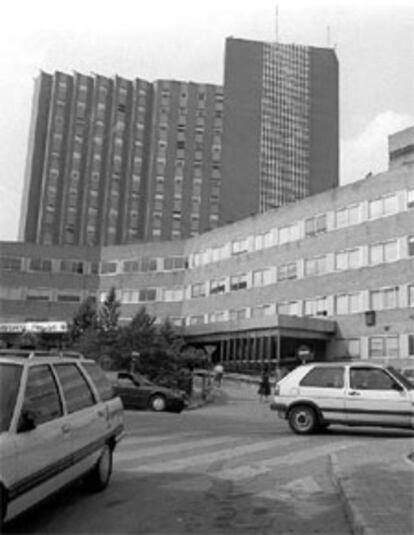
[2,163,414,368]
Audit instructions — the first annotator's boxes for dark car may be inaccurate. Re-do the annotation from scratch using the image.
[106,371,188,413]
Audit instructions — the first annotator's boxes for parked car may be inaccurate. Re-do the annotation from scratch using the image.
[270,361,414,434]
[0,350,124,527]
[106,371,188,413]
[400,366,414,385]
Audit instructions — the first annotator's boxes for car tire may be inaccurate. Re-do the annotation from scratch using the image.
[85,444,113,492]
[288,405,317,434]
[149,394,166,412]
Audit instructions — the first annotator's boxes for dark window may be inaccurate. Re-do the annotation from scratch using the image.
[300,366,345,388]
[0,257,22,271]
[29,258,52,272]
[409,334,414,356]
[350,367,398,390]
[22,365,62,425]
[0,363,23,432]
[82,362,114,401]
[54,364,96,413]
[408,236,414,256]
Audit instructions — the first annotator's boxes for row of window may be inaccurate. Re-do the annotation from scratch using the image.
[189,188,414,268]
[188,236,413,297]
[0,255,187,275]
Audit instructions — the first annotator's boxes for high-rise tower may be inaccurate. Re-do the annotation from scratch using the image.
[19,71,223,246]
[219,37,339,224]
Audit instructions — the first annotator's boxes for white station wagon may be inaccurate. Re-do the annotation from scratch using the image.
[271,361,414,434]
[0,350,124,527]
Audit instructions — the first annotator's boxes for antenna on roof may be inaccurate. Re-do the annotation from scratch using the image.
[275,5,279,42]
[326,25,331,47]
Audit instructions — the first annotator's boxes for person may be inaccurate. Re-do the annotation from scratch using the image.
[258,367,271,402]
[213,363,224,387]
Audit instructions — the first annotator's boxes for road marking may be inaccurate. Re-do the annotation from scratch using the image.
[118,432,196,449]
[214,441,362,482]
[118,435,302,472]
[115,435,239,463]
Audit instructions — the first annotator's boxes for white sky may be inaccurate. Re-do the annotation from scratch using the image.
[0,0,413,241]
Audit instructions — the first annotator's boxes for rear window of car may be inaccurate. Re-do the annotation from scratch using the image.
[0,363,23,432]
[300,366,345,388]
[54,364,96,413]
[82,362,114,401]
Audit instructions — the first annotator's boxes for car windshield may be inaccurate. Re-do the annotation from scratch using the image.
[0,363,23,432]
[387,366,414,390]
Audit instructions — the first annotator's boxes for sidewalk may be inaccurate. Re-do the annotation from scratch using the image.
[329,438,414,535]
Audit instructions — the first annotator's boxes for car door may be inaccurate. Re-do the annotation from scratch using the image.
[10,364,73,518]
[345,366,412,428]
[116,374,148,409]
[53,363,107,477]
[298,365,347,423]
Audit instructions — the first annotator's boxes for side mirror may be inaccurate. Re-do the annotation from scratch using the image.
[392,383,404,392]
[18,409,37,433]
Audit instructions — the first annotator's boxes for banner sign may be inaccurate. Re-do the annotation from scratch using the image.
[0,322,68,334]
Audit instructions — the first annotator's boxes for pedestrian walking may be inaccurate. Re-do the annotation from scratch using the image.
[213,363,224,387]
[258,367,271,402]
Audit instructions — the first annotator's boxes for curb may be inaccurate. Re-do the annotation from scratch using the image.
[329,453,376,535]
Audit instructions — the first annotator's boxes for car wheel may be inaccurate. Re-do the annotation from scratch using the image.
[85,444,113,492]
[288,405,317,434]
[150,394,166,412]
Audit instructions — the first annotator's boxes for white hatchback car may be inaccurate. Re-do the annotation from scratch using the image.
[0,350,124,527]
[271,361,414,434]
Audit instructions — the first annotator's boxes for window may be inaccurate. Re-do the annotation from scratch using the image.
[163,287,184,302]
[139,288,156,302]
[304,297,327,316]
[305,214,327,237]
[408,285,414,306]
[230,274,248,291]
[189,315,204,326]
[335,249,360,270]
[279,224,299,244]
[29,258,52,272]
[231,238,249,255]
[123,260,139,273]
[0,257,21,271]
[277,263,297,281]
[335,293,361,315]
[350,367,399,389]
[229,308,248,321]
[304,256,327,276]
[141,257,157,272]
[210,278,226,294]
[60,260,84,274]
[277,301,300,316]
[370,287,399,310]
[26,289,50,301]
[252,305,274,318]
[369,240,398,265]
[54,364,95,412]
[191,283,206,298]
[57,293,81,303]
[368,194,398,219]
[100,262,117,274]
[335,204,360,228]
[82,362,114,401]
[408,236,414,256]
[368,336,399,358]
[21,365,62,426]
[252,268,273,287]
[408,334,414,356]
[164,257,186,271]
[300,366,344,388]
[407,189,414,209]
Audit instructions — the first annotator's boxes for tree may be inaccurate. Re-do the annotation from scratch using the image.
[98,287,121,333]
[69,296,98,343]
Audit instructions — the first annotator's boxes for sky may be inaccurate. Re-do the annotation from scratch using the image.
[0,0,413,241]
